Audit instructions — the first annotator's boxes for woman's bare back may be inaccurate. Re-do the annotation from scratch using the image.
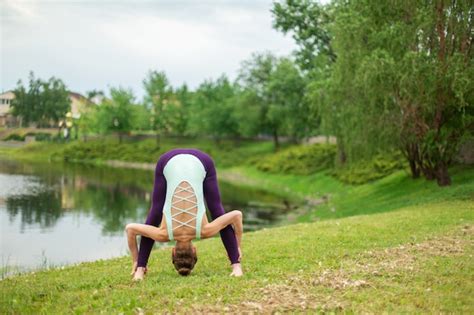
[160,181,209,240]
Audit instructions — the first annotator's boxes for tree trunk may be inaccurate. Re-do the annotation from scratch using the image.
[337,141,347,165]
[408,158,420,179]
[272,129,279,151]
[155,132,161,148]
[404,143,420,179]
[435,162,451,186]
[420,165,436,181]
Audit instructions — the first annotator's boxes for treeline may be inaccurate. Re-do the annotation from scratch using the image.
[272,0,473,186]
[11,55,309,147]
[10,1,472,187]
[75,54,309,149]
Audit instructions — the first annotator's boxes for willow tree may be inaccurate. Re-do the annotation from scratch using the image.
[310,0,472,186]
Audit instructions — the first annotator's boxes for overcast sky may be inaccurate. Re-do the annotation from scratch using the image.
[1,0,297,100]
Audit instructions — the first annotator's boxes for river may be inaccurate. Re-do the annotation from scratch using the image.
[0,158,292,277]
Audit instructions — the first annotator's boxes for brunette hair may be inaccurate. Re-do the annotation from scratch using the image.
[172,243,197,276]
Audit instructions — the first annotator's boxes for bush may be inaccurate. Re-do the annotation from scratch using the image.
[34,133,52,142]
[331,151,406,184]
[254,143,337,175]
[3,133,25,141]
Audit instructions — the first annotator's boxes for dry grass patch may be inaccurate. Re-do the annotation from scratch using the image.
[192,224,473,313]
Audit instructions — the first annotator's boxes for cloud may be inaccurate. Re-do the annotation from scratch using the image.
[1,0,295,99]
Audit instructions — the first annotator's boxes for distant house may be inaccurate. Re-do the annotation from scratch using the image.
[0,90,93,128]
[0,91,16,127]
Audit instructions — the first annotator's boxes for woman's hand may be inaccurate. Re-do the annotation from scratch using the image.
[230,263,243,277]
[130,261,138,276]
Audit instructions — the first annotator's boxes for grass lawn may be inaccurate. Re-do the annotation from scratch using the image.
[0,199,472,313]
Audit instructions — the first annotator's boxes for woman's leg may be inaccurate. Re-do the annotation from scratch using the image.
[200,154,241,264]
[136,159,167,268]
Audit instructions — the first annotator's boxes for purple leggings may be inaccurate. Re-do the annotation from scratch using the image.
[137,148,240,267]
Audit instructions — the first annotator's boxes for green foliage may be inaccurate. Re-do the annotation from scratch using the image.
[331,151,406,185]
[130,104,151,131]
[143,70,174,137]
[10,71,71,127]
[62,139,161,163]
[255,143,336,175]
[54,138,275,168]
[253,143,405,185]
[26,132,53,142]
[95,88,136,137]
[272,0,336,71]
[188,75,240,139]
[303,0,473,186]
[238,52,310,148]
[3,133,25,141]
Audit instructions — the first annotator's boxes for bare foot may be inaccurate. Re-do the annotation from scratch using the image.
[230,263,243,277]
[132,267,147,281]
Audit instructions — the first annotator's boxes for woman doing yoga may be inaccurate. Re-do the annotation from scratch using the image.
[125,149,243,280]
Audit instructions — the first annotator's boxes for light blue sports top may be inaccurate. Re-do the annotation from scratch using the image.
[162,154,207,241]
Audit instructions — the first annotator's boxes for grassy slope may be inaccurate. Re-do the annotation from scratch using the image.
[1,166,473,313]
[221,165,474,221]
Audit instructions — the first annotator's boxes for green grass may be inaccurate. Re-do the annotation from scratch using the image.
[221,165,474,222]
[220,165,346,201]
[1,200,472,313]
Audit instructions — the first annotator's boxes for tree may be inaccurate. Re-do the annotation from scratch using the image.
[131,103,152,131]
[188,75,240,141]
[307,0,473,186]
[85,89,105,104]
[272,0,336,72]
[143,70,173,146]
[11,71,71,127]
[96,87,136,142]
[238,52,308,149]
[267,57,308,142]
[172,84,192,136]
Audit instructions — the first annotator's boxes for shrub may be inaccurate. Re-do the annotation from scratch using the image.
[254,143,337,175]
[331,151,406,184]
[3,133,25,141]
[34,133,52,142]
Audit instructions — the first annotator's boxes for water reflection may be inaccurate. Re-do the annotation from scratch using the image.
[0,158,292,272]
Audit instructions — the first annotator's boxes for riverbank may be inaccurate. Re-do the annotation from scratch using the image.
[1,141,473,221]
[1,141,473,312]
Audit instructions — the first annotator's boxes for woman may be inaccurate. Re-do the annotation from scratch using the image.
[125,148,243,280]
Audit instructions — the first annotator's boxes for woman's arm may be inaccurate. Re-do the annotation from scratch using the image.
[126,223,169,243]
[201,210,243,242]
[126,223,169,272]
